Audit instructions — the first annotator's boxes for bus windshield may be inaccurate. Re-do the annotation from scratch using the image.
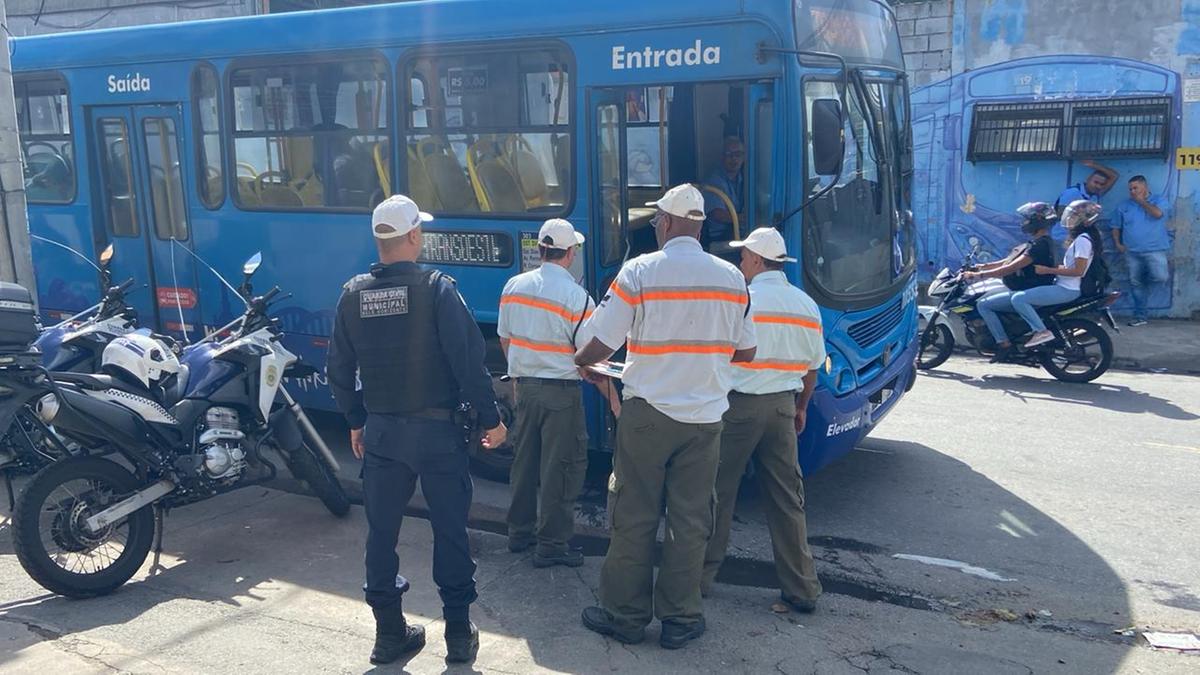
[802,74,908,300]
[795,0,903,68]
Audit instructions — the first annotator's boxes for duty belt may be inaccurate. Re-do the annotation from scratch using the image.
[402,408,455,421]
[515,377,579,387]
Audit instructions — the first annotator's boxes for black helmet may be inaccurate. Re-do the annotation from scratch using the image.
[1016,202,1057,234]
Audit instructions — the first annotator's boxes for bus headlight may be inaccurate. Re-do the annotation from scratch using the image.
[822,349,855,396]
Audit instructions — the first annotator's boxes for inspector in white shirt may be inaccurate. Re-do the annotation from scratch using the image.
[498,220,594,380]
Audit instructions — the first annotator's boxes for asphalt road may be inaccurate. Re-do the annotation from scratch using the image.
[1,356,1197,673]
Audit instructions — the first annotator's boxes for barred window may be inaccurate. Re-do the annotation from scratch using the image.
[968,97,1171,162]
[968,102,1064,161]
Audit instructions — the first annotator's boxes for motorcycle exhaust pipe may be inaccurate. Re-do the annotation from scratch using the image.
[279,387,341,473]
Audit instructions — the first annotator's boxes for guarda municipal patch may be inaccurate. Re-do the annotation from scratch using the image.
[360,287,409,318]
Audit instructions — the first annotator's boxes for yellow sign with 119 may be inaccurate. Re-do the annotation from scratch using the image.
[1175,147,1200,169]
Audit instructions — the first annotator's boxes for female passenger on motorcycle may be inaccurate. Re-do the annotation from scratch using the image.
[965,202,1060,359]
[1019,200,1103,346]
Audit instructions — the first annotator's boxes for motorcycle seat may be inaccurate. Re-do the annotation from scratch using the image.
[54,372,160,400]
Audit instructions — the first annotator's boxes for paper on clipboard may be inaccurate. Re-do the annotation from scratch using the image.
[586,360,626,379]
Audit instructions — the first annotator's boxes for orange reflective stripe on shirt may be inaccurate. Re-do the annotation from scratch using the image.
[507,335,574,354]
[752,312,822,331]
[628,339,736,356]
[640,285,748,305]
[733,359,811,372]
[500,293,588,322]
[609,281,639,306]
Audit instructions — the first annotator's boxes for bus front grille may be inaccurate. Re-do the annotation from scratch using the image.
[847,298,903,349]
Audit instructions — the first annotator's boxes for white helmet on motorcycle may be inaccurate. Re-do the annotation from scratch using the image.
[101,333,181,388]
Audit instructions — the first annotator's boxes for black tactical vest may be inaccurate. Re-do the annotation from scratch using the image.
[343,263,456,414]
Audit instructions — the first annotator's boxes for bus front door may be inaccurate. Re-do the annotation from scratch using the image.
[88,104,201,337]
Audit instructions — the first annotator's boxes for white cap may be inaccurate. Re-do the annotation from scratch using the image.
[371,195,433,239]
[647,184,706,221]
[538,218,586,250]
[729,227,796,263]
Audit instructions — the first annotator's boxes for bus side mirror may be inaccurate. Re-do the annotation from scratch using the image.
[812,99,844,176]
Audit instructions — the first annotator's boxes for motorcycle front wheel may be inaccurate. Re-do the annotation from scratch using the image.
[12,456,154,598]
[1039,318,1113,383]
[917,322,955,370]
[285,442,351,517]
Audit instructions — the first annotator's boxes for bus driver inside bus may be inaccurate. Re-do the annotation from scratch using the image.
[703,136,746,246]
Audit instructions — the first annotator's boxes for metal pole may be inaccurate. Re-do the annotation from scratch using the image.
[0,0,35,290]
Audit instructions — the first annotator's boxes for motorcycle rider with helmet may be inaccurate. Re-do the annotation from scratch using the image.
[964,202,1060,360]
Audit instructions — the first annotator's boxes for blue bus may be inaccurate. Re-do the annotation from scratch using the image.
[12,0,918,477]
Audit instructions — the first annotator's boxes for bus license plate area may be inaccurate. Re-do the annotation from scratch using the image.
[866,376,900,421]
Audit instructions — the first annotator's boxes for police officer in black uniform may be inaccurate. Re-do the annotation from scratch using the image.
[327,194,507,666]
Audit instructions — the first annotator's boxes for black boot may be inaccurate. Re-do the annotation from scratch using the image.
[370,604,426,665]
[444,620,479,664]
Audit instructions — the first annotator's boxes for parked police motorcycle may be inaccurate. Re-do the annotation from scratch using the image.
[918,243,1119,382]
[5,253,350,598]
[0,243,141,489]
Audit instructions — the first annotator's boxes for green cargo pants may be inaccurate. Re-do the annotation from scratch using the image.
[600,397,723,632]
[506,379,588,556]
[702,391,822,604]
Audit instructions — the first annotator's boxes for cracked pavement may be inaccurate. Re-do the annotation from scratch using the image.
[1,360,1198,673]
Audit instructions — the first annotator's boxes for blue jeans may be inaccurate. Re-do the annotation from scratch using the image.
[977,291,1018,344]
[1009,285,1080,334]
[1126,250,1170,320]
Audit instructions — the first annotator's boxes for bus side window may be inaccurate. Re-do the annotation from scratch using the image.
[228,55,392,211]
[401,46,571,216]
[192,64,225,209]
[16,74,75,204]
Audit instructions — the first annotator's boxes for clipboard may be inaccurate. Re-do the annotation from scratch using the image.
[585,360,625,380]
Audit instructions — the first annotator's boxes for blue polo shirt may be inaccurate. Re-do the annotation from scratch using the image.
[1111,194,1172,252]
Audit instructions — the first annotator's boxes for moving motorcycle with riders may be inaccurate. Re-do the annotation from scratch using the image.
[918,202,1119,383]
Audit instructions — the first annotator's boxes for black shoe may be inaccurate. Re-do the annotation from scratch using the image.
[533,548,585,568]
[445,620,479,664]
[369,605,426,665]
[988,345,1012,364]
[779,594,818,614]
[1128,318,1149,327]
[581,606,645,644]
[659,618,706,650]
[508,536,535,553]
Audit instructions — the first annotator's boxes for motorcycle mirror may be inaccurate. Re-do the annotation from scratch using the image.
[243,252,263,276]
[99,244,115,267]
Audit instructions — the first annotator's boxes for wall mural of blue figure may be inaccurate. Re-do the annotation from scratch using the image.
[910,55,1181,315]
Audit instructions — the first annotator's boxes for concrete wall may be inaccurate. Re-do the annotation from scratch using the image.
[5,0,259,36]
[900,0,1200,319]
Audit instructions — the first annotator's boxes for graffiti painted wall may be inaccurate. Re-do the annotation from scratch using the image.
[901,0,1200,318]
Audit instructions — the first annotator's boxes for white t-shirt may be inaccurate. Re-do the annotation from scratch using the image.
[1056,234,1094,291]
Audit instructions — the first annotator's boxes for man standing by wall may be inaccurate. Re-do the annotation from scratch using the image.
[575,184,757,649]
[1053,159,1119,240]
[498,218,594,568]
[1111,175,1172,326]
[702,227,824,615]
